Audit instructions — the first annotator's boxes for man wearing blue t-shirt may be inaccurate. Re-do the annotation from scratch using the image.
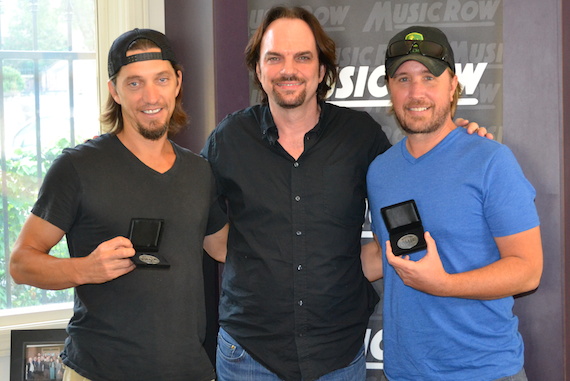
[365,26,543,381]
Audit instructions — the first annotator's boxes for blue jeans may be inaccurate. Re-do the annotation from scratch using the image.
[216,327,366,381]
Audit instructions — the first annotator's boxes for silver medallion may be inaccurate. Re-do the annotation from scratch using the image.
[397,234,419,250]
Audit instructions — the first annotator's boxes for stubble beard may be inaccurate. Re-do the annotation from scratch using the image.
[395,101,451,135]
[137,121,169,141]
[271,76,307,109]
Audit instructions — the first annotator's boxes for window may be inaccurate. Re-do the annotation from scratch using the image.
[0,0,98,310]
[0,0,166,316]
[0,5,167,373]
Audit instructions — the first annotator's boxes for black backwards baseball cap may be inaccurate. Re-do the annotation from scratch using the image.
[385,26,455,78]
[107,28,178,78]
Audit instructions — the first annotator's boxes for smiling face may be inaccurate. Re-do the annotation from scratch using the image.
[108,47,182,140]
[255,18,325,111]
[388,60,458,135]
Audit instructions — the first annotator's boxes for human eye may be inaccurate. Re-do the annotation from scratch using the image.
[296,52,314,62]
[266,55,281,63]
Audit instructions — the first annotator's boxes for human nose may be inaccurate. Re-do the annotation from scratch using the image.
[280,57,297,75]
[142,83,160,104]
[408,79,426,98]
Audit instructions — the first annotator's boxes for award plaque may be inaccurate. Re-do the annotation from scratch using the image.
[380,200,427,256]
[128,218,170,267]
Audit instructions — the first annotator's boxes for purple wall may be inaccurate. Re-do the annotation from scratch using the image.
[560,1,570,374]
[503,0,566,378]
[165,0,249,152]
[213,0,249,123]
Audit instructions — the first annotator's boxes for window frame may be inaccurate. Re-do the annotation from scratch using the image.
[0,0,165,350]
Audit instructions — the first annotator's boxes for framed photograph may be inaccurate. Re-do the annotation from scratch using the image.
[10,329,68,381]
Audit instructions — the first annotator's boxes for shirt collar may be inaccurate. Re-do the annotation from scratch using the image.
[260,101,328,145]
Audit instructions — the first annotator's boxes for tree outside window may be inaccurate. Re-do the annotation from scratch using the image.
[0,0,99,309]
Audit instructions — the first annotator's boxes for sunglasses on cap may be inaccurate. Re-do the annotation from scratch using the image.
[386,40,448,62]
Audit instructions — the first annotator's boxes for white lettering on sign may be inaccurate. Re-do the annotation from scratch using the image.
[363,1,501,31]
[330,63,487,107]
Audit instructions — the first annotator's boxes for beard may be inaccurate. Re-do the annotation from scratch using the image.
[270,76,307,109]
[395,100,451,135]
[137,121,169,141]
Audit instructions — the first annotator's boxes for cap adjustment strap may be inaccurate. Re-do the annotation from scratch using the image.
[125,52,164,64]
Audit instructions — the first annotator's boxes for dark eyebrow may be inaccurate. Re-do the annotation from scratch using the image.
[123,70,173,82]
[264,51,283,58]
[153,70,174,78]
[263,51,313,58]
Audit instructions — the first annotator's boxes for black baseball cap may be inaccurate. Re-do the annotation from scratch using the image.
[107,28,178,78]
[385,26,455,78]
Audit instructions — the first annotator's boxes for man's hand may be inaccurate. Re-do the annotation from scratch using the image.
[455,118,494,140]
[385,231,450,296]
[79,237,136,284]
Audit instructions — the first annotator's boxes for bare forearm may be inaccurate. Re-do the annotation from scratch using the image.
[10,248,84,290]
[445,226,544,299]
[203,223,229,263]
[435,256,542,300]
[361,238,383,282]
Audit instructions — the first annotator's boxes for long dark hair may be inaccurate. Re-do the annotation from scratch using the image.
[244,6,338,103]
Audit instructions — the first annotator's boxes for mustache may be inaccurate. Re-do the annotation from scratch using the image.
[404,99,433,109]
[272,75,304,83]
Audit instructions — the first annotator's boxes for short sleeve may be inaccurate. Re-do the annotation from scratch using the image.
[483,146,539,237]
[31,152,81,232]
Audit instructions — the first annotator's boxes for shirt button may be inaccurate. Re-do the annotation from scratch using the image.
[296,231,302,236]
[294,162,299,167]
[297,264,302,271]
[298,300,303,306]
[294,195,301,202]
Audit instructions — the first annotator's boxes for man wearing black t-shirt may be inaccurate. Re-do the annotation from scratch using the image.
[10,29,227,381]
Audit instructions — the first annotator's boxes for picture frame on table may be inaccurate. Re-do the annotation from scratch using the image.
[10,329,68,381]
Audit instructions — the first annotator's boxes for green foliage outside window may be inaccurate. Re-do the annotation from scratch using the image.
[2,67,25,94]
[1,140,74,308]
[0,0,97,310]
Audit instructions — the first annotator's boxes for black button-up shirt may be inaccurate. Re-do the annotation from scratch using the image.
[201,102,391,381]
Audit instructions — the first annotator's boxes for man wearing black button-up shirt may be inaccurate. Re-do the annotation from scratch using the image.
[202,7,389,380]
[202,6,487,381]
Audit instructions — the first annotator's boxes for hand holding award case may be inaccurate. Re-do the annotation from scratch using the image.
[128,218,170,267]
[380,200,427,256]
